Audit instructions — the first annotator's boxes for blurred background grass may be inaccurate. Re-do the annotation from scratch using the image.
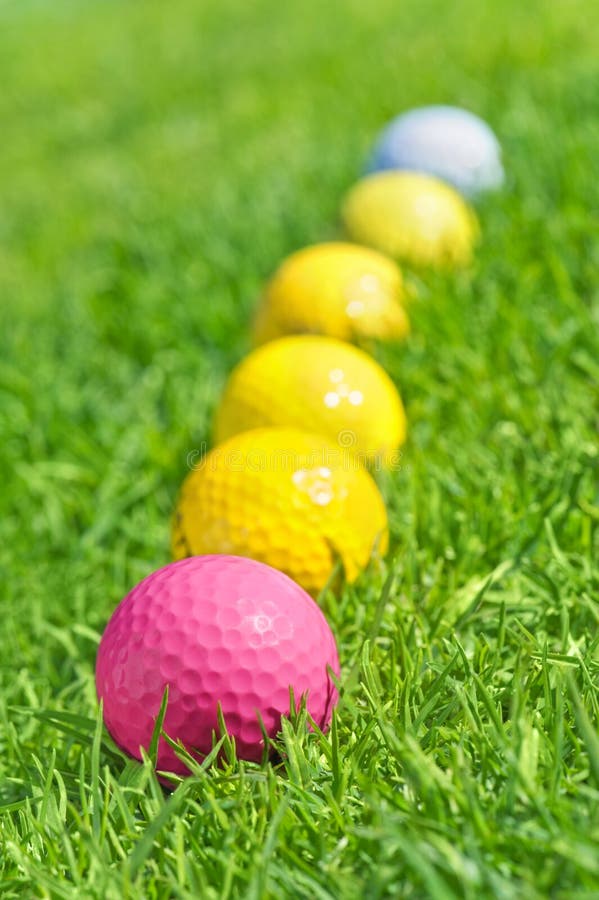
[2,0,596,606]
[1,0,598,895]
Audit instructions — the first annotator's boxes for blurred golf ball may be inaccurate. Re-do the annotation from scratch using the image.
[368,105,504,198]
[213,335,407,466]
[342,171,478,268]
[96,555,339,773]
[253,242,410,345]
[173,427,388,596]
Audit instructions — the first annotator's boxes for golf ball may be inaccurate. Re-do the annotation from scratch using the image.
[368,105,504,198]
[253,242,410,345]
[342,171,478,268]
[213,335,406,465]
[96,555,340,774]
[172,427,388,596]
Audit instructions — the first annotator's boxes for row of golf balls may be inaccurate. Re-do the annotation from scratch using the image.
[97,106,504,776]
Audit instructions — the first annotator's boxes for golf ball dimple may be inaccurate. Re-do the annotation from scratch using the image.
[253,242,410,345]
[96,555,340,774]
[172,427,388,596]
[213,335,407,465]
[342,171,478,268]
[368,105,504,198]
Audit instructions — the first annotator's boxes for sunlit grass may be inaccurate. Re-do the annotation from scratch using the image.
[0,0,598,895]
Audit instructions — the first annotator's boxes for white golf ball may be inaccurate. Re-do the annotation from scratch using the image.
[368,105,504,198]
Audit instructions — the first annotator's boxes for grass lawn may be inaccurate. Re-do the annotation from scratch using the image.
[1,0,599,895]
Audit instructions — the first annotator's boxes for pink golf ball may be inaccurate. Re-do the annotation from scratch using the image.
[96,555,340,774]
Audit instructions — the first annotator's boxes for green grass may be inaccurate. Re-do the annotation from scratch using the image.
[1,0,599,895]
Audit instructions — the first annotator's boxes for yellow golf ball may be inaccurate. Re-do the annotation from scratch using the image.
[172,427,388,596]
[253,242,410,345]
[213,335,406,466]
[342,171,478,268]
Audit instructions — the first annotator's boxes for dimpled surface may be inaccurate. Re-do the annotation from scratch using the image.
[253,242,410,345]
[213,335,406,465]
[96,556,340,774]
[368,105,504,198]
[172,428,389,596]
[342,171,478,268]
